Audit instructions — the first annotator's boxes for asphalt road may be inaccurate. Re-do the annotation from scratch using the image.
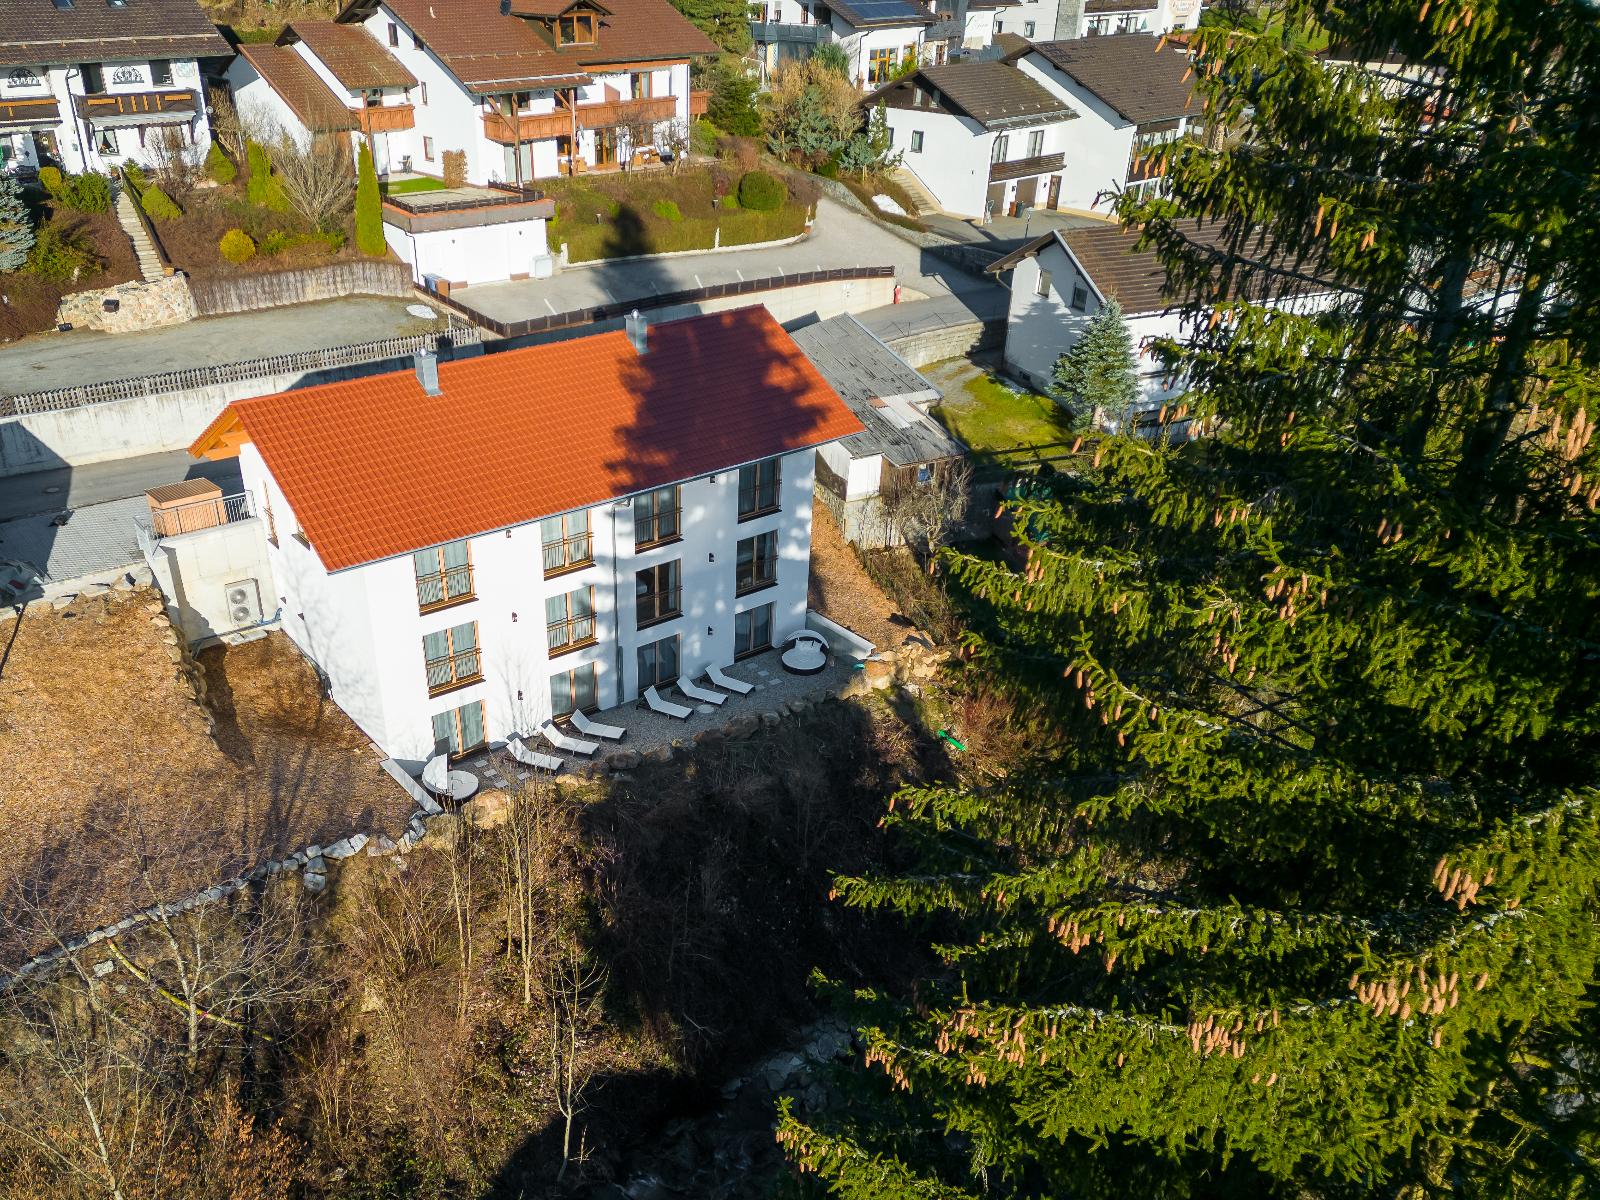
[0,449,241,522]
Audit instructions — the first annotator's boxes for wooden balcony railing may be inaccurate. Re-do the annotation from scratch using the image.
[689,90,709,117]
[482,109,574,144]
[482,95,679,145]
[577,95,676,130]
[357,103,415,134]
[73,89,198,122]
[989,151,1067,182]
[0,95,60,127]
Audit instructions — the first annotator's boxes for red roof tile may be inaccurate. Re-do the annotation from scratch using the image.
[193,308,864,573]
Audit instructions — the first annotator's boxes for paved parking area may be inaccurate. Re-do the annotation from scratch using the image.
[0,296,445,396]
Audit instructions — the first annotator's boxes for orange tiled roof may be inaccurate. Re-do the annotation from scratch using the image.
[192,308,864,573]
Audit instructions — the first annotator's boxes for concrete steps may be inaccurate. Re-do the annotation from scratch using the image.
[114,190,165,283]
[891,166,942,217]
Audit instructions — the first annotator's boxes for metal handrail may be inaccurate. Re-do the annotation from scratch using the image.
[547,613,596,651]
[636,587,682,626]
[139,491,254,539]
[417,564,474,610]
[634,508,682,548]
[542,533,594,574]
[384,182,547,215]
[426,647,482,691]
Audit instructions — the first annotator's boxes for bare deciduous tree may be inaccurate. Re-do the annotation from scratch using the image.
[544,941,607,1182]
[656,118,690,172]
[206,86,245,162]
[269,134,355,232]
[146,128,203,201]
[881,458,974,557]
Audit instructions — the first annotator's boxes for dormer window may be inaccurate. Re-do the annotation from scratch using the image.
[556,12,595,44]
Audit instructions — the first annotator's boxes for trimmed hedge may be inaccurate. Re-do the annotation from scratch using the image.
[205,143,237,185]
[141,185,182,220]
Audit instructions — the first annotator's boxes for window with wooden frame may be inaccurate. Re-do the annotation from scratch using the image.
[1070,283,1089,313]
[630,71,651,100]
[1027,128,1044,158]
[546,586,597,655]
[867,47,895,84]
[733,602,773,660]
[150,59,172,86]
[737,457,781,520]
[423,621,482,694]
[632,485,680,549]
[636,560,681,628]
[637,634,679,690]
[556,12,595,45]
[1035,268,1052,299]
[541,509,593,575]
[991,133,1010,163]
[735,530,777,596]
[414,539,473,611]
[387,21,399,45]
[550,661,597,717]
[431,699,485,757]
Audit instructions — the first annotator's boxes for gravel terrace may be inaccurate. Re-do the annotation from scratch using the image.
[0,594,413,960]
[807,503,917,652]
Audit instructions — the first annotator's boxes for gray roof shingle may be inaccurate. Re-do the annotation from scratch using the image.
[1020,32,1195,125]
[0,0,230,67]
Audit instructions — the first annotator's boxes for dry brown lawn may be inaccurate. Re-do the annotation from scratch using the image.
[808,503,910,651]
[0,588,413,961]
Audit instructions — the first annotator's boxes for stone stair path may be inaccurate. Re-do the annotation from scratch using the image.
[115,190,165,283]
[891,166,943,218]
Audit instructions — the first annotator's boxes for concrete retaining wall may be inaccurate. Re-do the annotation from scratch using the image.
[883,317,1004,368]
[188,260,412,316]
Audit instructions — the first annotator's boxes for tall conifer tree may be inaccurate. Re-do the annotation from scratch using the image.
[780,2,1600,1196]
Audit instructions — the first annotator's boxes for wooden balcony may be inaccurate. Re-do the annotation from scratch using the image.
[0,95,60,129]
[73,89,197,125]
[356,103,415,135]
[689,90,709,117]
[482,95,679,144]
[989,151,1067,182]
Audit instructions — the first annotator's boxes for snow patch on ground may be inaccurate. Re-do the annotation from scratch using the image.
[871,194,907,216]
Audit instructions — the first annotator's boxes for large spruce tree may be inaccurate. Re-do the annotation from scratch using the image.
[780,2,1600,1197]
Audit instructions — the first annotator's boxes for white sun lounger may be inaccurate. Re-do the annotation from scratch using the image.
[678,676,727,705]
[571,708,626,741]
[645,684,692,719]
[707,664,754,695]
[508,737,564,773]
[538,720,599,756]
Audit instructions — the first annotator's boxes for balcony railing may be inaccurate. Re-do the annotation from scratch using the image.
[356,102,415,134]
[481,95,678,145]
[142,491,254,539]
[547,613,597,654]
[989,151,1067,183]
[736,561,777,596]
[543,533,594,576]
[689,90,709,117]
[749,19,830,43]
[636,588,681,628]
[634,509,682,549]
[417,564,474,611]
[577,95,676,130]
[426,647,482,693]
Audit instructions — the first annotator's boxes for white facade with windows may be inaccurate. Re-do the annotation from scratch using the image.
[240,443,818,764]
[0,57,216,176]
[749,0,931,89]
[994,0,1202,44]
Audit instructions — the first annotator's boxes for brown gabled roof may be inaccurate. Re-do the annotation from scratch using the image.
[992,31,1031,55]
[237,43,357,132]
[868,59,1075,131]
[283,20,417,90]
[1021,32,1194,125]
[989,219,1339,315]
[0,0,230,68]
[336,0,716,93]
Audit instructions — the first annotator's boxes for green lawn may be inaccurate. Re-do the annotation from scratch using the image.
[381,177,449,195]
[927,362,1071,457]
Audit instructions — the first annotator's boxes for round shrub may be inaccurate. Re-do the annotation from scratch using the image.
[26,221,99,282]
[219,227,256,264]
[37,166,63,196]
[140,185,181,220]
[737,169,786,212]
[652,198,683,222]
[205,142,237,185]
[260,229,292,256]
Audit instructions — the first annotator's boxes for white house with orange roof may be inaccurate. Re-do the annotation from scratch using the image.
[183,307,862,766]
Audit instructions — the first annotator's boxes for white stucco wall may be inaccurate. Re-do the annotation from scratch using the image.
[886,106,991,217]
[1013,50,1135,213]
[148,514,276,645]
[226,56,315,149]
[239,443,819,764]
[21,58,212,175]
[384,215,551,286]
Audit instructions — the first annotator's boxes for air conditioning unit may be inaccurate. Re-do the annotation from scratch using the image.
[224,578,262,627]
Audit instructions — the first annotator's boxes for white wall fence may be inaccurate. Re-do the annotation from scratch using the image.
[0,328,484,477]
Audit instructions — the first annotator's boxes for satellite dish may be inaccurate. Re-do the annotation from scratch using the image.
[407,303,438,320]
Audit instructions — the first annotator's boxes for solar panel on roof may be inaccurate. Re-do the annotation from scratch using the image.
[843,0,929,19]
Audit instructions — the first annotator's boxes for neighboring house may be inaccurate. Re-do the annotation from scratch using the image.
[381,182,555,288]
[1005,32,1198,214]
[186,307,863,765]
[988,220,1337,435]
[226,0,716,188]
[868,58,1077,219]
[0,0,228,176]
[794,313,963,547]
[749,0,933,88]
[995,0,1202,43]
[922,0,1020,65]
[226,21,419,173]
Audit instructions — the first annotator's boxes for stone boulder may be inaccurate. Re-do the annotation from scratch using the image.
[462,788,510,830]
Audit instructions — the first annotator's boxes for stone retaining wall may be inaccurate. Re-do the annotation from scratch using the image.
[188,260,412,316]
[54,275,197,334]
[883,317,1005,368]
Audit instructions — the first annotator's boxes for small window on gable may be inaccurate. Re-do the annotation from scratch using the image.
[1035,268,1051,299]
[1023,20,1035,37]
[556,12,596,45]
[414,30,425,49]
[1071,283,1089,312]
[388,22,399,46]
[910,130,924,153]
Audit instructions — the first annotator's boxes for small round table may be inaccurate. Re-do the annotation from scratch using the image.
[447,770,479,803]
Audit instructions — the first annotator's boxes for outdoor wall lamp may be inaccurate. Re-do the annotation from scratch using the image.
[707,627,714,637]
[708,552,715,562]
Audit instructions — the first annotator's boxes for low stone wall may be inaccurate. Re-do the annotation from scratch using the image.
[812,176,957,250]
[54,275,196,334]
[188,260,412,316]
